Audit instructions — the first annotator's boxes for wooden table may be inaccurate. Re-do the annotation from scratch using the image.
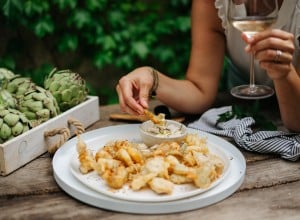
[1,94,299,219]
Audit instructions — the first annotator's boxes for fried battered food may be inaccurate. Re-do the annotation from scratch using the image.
[148,177,174,194]
[184,133,208,154]
[94,158,122,175]
[169,173,193,184]
[76,135,95,174]
[208,154,225,174]
[95,149,113,161]
[151,142,181,157]
[126,163,142,177]
[130,173,156,191]
[116,148,134,166]
[192,151,209,166]
[102,165,128,189]
[143,156,169,179]
[172,163,194,176]
[182,151,197,166]
[125,144,145,164]
[76,132,225,195]
[144,109,166,125]
[165,155,180,167]
[192,164,214,188]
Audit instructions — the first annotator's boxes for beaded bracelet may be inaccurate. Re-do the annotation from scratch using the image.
[149,67,159,97]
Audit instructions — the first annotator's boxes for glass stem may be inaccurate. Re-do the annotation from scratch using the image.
[249,52,256,92]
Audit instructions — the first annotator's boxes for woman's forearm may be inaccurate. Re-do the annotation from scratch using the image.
[154,72,218,114]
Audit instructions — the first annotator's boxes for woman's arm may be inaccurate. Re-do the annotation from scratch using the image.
[178,0,226,113]
[116,0,226,115]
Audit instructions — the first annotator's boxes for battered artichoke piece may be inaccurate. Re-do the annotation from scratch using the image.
[94,158,122,176]
[148,177,174,194]
[130,173,156,191]
[144,109,166,125]
[76,136,96,174]
[102,166,128,189]
[144,156,169,179]
[192,164,214,189]
[169,173,193,184]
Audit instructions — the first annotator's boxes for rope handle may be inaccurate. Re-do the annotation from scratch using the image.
[44,117,85,154]
[68,117,85,135]
[44,128,71,154]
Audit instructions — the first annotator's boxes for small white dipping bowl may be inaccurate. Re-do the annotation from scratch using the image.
[140,119,187,146]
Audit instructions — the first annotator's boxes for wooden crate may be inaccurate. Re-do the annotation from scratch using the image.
[0,96,100,176]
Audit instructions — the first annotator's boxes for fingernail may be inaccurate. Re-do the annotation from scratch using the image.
[247,35,254,42]
[245,45,250,52]
[140,99,148,109]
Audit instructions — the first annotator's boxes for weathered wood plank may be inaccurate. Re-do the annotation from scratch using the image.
[241,158,300,190]
[0,180,299,220]
[0,156,59,197]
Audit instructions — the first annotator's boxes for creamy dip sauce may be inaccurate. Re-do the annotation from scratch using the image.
[145,121,184,138]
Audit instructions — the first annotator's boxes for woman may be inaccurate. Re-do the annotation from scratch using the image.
[116,0,300,131]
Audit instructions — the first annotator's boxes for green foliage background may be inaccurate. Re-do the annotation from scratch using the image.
[0,0,192,104]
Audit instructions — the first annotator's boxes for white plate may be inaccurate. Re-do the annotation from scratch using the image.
[69,130,231,203]
[53,124,246,214]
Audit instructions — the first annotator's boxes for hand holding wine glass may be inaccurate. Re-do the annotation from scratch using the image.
[228,0,278,99]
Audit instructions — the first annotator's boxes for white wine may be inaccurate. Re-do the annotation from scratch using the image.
[232,17,276,36]
[228,0,278,99]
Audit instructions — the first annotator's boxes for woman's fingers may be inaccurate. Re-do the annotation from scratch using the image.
[242,29,295,79]
[244,29,295,54]
[260,61,291,72]
[116,67,154,115]
[116,83,138,115]
[255,48,293,63]
[251,29,294,42]
[116,81,144,115]
[251,36,295,55]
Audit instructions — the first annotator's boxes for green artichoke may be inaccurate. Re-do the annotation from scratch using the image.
[44,68,88,111]
[4,75,37,97]
[0,88,16,109]
[0,105,31,143]
[0,68,16,83]
[17,86,60,127]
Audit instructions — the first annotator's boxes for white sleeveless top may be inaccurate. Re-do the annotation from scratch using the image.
[215,0,300,88]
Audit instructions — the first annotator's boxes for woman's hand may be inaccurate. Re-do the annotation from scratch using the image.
[116,66,154,115]
[243,29,295,80]
[243,29,300,131]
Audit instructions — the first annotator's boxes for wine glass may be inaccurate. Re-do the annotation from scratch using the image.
[228,0,278,99]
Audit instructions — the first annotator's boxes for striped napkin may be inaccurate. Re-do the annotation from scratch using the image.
[188,106,300,161]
